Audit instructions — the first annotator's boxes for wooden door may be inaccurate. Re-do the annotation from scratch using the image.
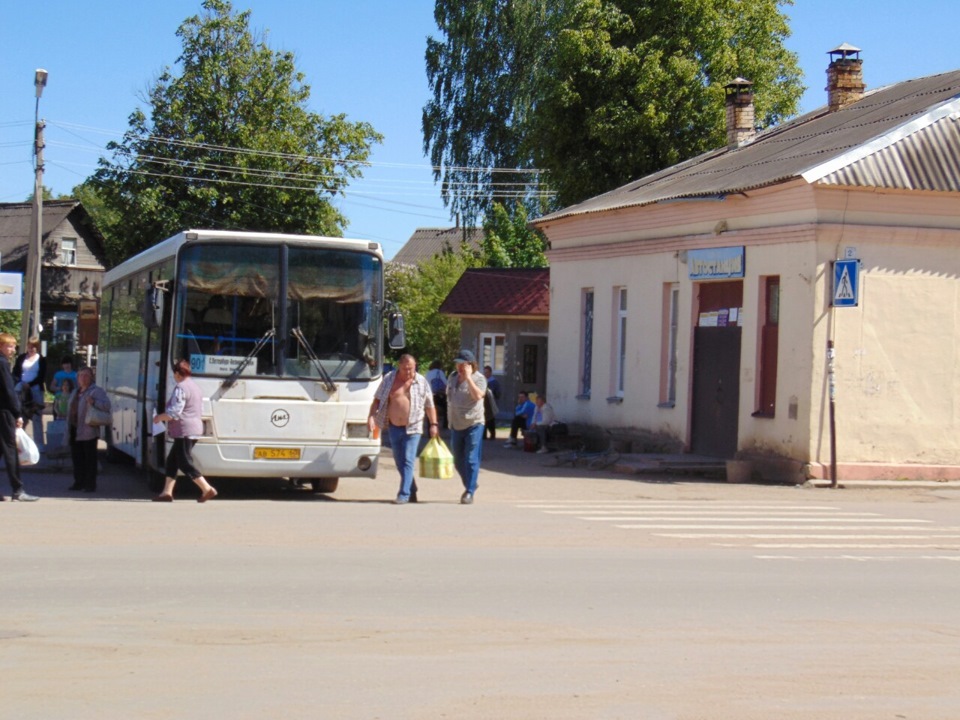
[691,326,741,458]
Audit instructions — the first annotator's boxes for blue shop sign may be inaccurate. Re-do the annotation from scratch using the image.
[688,247,745,280]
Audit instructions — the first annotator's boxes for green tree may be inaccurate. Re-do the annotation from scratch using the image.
[385,249,480,368]
[90,0,381,264]
[423,0,563,227]
[0,312,22,337]
[424,0,803,212]
[534,0,802,205]
[24,186,60,202]
[480,203,547,268]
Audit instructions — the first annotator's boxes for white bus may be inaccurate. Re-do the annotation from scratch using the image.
[98,229,404,493]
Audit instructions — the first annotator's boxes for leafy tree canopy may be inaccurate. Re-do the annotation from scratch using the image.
[88,0,382,265]
[423,0,563,227]
[424,0,803,213]
[480,203,547,268]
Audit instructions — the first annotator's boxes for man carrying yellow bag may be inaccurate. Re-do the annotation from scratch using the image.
[367,354,439,504]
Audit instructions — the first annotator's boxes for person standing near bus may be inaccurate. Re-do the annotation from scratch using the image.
[482,365,501,440]
[424,359,447,430]
[13,336,47,453]
[0,333,38,501]
[67,366,110,493]
[446,349,486,505]
[153,359,218,503]
[367,354,438,504]
[51,356,77,417]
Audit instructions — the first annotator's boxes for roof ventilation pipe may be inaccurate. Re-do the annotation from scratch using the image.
[827,43,865,111]
[724,78,756,149]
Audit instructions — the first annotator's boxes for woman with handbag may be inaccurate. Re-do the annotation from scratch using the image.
[68,366,110,493]
[152,359,217,503]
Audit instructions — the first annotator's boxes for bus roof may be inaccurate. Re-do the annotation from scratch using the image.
[103,229,384,286]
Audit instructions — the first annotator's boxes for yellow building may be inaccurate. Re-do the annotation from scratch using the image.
[534,47,960,482]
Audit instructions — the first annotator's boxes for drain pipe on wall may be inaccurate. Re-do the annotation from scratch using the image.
[827,338,838,488]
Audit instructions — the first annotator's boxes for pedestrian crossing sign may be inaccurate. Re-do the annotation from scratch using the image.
[832,259,859,307]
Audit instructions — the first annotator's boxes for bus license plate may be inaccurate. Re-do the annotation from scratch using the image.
[253,447,301,460]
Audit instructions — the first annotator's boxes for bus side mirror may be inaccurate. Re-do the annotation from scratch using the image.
[387,311,406,350]
[143,286,164,329]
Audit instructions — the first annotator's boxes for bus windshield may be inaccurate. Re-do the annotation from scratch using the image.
[172,242,382,382]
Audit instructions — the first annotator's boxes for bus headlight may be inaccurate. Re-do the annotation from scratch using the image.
[357,455,373,471]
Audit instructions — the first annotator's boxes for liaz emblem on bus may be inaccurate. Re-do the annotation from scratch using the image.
[253,447,301,460]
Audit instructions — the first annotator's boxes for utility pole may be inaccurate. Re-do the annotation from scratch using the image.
[21,69,48,350]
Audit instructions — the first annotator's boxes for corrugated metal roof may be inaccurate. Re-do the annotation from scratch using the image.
[439,267,550,317]
[391,226,484,265]
[817,114,960,190]
[536,69,960,224]
[0,200,81,271]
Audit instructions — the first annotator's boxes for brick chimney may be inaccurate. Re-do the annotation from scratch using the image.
[826,43,865,111]
[725,78,755,149]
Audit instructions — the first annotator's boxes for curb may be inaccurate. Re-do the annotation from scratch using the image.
[803,479,960,489]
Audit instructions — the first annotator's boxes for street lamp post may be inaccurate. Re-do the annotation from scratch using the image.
[21,68,48,350]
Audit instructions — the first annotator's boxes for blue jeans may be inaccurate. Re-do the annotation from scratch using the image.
[449,423,484,495]
[388,424,421,500]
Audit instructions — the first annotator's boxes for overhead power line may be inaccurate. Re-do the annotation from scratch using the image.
[49,120,551,176]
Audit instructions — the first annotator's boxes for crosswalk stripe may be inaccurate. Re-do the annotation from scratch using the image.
[588,517,930,523]
[520,503,841,510]
[519,500,959,561]
[613,524,942,530]
[716,543,960,549]
[757,555,960,562]
[655,533,960,539]
[541,509,880,516]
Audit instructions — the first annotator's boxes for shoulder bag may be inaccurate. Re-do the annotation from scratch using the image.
[86,405,113,427]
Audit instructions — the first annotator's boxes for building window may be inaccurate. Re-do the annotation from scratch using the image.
[60,237,77,266]
[660,283,679,406]
[756,276,780,417]
[579,289,593,397]
[614,287,627,397]
[479,333,505,373]
[522,344,538,384]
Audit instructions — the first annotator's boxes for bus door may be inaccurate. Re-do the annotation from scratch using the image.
[141,279,170,471]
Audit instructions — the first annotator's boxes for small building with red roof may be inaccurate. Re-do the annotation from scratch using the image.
[440,267,550,413]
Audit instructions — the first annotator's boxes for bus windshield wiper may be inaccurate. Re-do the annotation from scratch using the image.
[221,328,275,390]
[291,326,336,392]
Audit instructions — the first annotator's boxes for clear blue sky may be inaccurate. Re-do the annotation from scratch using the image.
[2,1,958,259]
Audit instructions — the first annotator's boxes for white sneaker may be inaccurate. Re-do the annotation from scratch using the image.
[503,440,515,447]
[536,447,549,454]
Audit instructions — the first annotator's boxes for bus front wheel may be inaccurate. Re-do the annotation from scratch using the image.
[312,477,339,494]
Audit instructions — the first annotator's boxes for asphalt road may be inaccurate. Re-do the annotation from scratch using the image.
[2,441,959,719]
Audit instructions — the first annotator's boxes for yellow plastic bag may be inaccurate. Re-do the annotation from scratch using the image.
[419,436,454,479]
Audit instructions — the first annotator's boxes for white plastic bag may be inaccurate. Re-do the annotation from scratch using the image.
[16,427,40,466]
